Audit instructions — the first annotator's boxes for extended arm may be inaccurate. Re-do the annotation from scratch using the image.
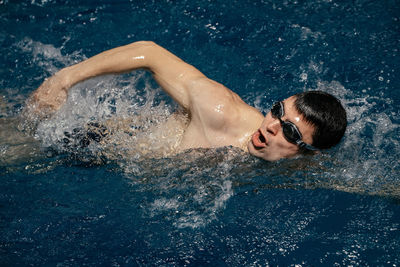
[29,41,207,112]
[28,40,252,140]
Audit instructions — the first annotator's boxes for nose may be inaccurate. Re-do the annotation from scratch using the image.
[266,118,281,136]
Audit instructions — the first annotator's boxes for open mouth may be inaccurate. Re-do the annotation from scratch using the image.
[251,130,267,149]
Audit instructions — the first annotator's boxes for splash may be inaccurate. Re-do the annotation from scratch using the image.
[283,54,400,198]
[310,80,400,198]
[125,148,245,229]
[17,37,82,75]
[16,39,187,163]
[33,72,187,161]
[5,38,400,232]
[238,76,400,200]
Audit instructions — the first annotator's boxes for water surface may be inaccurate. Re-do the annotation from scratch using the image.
[1,0,399,265]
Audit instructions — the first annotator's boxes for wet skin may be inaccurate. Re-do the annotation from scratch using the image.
[247,96,316,161]
[29,41,316,162]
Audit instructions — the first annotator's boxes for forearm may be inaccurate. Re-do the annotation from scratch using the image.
[61,40,206,108]
[61,41,157,89]
[30,40,206,113]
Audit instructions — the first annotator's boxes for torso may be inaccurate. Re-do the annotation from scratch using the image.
[102,82,265,158]
[178,95,264,153]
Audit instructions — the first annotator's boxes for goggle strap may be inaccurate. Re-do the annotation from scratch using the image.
[297,140,319,151]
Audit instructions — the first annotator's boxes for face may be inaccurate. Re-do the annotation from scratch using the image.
[247,96,315,161]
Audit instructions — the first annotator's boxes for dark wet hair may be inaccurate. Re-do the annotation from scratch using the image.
[294,91,347,150]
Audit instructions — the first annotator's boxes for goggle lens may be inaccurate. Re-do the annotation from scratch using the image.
[282,121,302,144]
[271,102,303,145]
[271,102,283,118]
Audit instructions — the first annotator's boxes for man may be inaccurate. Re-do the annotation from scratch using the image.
[29,41,347,161]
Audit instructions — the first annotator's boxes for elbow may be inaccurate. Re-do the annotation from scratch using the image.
[127,40,161,56]
[122,41,159,68]
[129,40,158,48]
[127,41,164,67]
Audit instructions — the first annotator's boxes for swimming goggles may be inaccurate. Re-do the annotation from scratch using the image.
[271,101,318,151]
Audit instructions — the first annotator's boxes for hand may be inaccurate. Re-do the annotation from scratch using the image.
[29,69,71,112]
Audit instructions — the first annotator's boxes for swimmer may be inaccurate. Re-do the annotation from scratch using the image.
[28,41,347,161]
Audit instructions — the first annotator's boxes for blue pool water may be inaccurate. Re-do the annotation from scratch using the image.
[1,0,400,265]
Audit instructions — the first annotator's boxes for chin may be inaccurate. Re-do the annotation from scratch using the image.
[248,142,272,161]
[248,143,294,161]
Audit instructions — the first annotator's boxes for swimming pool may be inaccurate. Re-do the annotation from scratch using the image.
[1,0,399,265]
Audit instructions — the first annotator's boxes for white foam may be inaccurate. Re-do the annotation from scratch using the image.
[17,38,82,75]
[30,0,50,6]
[131,149,241,229]
[291,24,324,41]
[314,80,400,197]
[17,39,184,160]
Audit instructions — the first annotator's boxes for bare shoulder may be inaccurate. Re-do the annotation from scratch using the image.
[186,77,263,130]
[187,77,236,105]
